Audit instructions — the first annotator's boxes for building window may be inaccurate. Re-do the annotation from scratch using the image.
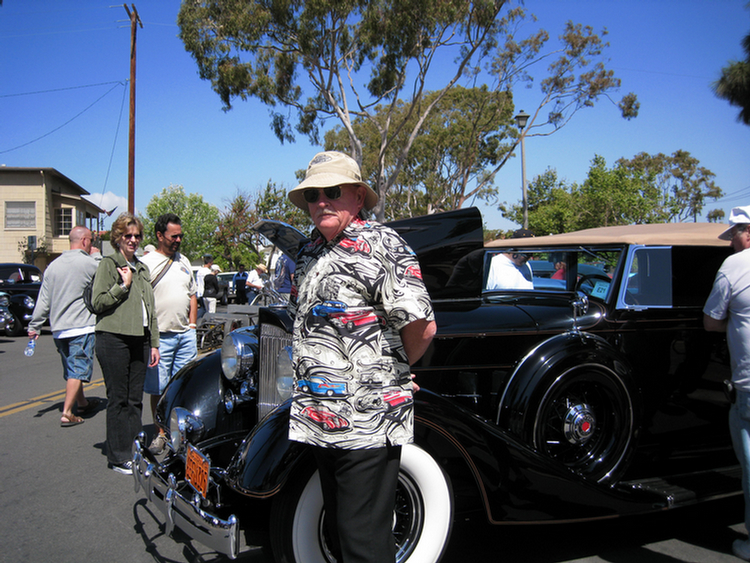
[56,208,73,236]
[5,201,36,229]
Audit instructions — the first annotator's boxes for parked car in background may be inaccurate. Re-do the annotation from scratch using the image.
[217,271,237,304]
[0,263,42,336]
[133,209,737,563]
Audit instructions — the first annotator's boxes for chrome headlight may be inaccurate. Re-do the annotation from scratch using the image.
[221,329,258,381]
[275,345,294,401]
[168,407,205,453]
[23,295,35,309]
[0,295,9,308]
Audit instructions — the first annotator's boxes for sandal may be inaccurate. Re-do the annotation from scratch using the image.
[61,413,85,427]
[77,397,101,415]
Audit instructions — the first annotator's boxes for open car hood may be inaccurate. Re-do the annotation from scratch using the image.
[251,220,308,260]
[253,207,485,300]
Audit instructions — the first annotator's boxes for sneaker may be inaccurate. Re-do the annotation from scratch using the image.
[734,539,750,561]
[109,461,133,475]
[148,434,169,455]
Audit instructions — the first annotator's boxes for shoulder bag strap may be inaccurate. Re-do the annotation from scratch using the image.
[151,257,174,288]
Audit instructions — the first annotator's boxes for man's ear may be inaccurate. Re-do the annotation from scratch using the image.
[357,186,367,207]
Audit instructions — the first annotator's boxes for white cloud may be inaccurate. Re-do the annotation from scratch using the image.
[82,191,130,230]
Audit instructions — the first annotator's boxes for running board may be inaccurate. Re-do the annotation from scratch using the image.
[617,466,742,508]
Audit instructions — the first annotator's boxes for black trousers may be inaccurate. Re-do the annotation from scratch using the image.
[95,331,148,464]
[313,444,402,563]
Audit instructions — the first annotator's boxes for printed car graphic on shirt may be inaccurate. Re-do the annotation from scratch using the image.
[300,405,350,431]
[339,236,371,254]
[296,376,347,397]
[312,300,383,330]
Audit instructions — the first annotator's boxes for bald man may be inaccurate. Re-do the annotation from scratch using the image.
[29,226,101,427]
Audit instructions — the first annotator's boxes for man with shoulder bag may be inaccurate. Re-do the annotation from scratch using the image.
[141,213,198,454]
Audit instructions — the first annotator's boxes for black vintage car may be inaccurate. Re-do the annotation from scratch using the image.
[0,263,42,336]
[133,208,738,562]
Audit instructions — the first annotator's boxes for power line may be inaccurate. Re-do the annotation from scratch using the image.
[0,81,125,98]
[101,83,129,196]
[0,81,126,155]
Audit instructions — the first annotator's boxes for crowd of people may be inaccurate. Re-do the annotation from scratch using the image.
[27,209,291,475]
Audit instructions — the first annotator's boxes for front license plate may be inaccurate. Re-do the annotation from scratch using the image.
[185,444,210,498]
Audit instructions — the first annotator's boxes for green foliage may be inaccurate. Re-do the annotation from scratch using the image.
[327,86,516,220]
[213,182,313,270]
[140,185,220,264]
[713,30,750,125]
[254,180,312,231]
[178,1,638,222]
[501,152,723,233]
[616,151,723,222]
[213,190,261,270]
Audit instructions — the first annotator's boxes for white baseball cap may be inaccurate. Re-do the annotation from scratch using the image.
[719,206,750,240]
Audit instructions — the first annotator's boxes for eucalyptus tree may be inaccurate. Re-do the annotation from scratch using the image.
[179,1,638,221]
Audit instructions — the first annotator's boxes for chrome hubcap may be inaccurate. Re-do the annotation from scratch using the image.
[563,403,596,445]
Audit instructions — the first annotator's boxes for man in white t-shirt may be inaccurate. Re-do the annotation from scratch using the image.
[141,213,198,454]
[196,253,213,315]
[704,205,750,561]
[486,252,534,290]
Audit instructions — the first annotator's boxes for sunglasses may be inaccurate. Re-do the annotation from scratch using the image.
[123,233,142,240]
[303,186,342,204]
[166,233,184,240]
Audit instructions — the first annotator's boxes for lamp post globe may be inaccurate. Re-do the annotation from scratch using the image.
[514,110,530,230]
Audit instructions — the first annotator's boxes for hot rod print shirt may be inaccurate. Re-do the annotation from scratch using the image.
[288,219,434,449]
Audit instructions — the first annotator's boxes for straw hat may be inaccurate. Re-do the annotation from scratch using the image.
[288,151,378,211]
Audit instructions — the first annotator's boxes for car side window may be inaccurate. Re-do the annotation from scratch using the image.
[621,247,672,308]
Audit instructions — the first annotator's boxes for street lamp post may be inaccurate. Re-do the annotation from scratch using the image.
[514,110,530,230]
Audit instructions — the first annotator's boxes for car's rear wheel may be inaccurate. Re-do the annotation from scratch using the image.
[270,443,453,563]
[531,364,635,483]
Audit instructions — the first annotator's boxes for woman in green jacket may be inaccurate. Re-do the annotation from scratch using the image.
[91,213,160,474]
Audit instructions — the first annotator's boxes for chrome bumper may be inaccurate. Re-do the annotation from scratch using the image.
[131,433,240,559]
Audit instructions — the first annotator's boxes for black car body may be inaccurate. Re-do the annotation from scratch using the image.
[0,263,42,336]
[133,208,737,562]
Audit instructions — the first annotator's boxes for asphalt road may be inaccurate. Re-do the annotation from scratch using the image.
[1,327,748,563]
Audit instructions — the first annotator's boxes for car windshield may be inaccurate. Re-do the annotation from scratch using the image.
[483,248,622,300]
[0,265,41,284]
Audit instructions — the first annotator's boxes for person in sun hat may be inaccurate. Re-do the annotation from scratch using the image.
[704,205,750,561]
[286,151,436,562]
[287,150,379,214]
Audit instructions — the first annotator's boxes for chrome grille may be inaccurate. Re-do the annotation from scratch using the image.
[258,322,293,420]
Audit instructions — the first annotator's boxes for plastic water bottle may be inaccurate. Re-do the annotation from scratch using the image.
[24,338,36,357]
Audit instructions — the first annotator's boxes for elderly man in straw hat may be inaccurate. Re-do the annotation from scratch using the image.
[286,151,437,562]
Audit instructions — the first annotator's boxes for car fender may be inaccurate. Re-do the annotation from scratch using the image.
[159,350,257,449]
[497,331,642,482]
[225,399,310,498]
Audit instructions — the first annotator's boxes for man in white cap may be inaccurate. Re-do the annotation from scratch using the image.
[287,151,437,562]
[704,205,750,561]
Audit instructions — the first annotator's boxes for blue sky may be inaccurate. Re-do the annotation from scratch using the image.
[1,0,749,233]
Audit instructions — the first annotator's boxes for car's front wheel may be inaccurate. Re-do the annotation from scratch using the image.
[4,314,24,337]
[269,443,453,563]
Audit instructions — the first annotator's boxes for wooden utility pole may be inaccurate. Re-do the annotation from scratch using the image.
[124,4,142,215]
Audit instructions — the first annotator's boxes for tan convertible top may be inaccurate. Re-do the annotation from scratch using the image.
[486,222,729,249]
